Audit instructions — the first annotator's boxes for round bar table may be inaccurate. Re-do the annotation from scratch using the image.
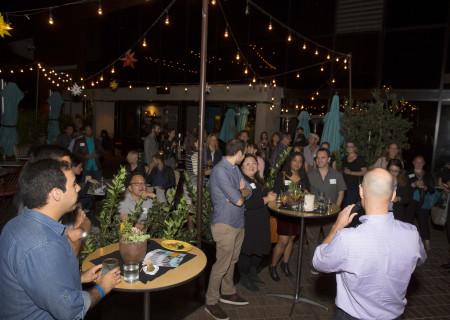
[267,201,340,319]
[82,239,207,319]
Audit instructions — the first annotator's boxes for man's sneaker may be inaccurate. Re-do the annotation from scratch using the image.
[310,267,319,275]
[205,304,229,320]
[219,294,249,305]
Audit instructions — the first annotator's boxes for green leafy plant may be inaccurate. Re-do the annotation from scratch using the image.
[341,90,412,166]
[162,190,193,242]
[118,200,150,243]
[266,146,292,191]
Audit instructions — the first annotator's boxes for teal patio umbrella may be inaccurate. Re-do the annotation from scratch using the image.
[294,111,311,141]
[0,82,23,156]
[320,94,343,153]
[236,107,249,132]
[47,92,64,144]
[219,109,236,143]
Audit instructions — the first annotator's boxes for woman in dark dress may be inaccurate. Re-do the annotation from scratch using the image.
[237,154,277,291]
[341,141,367,207]
[387,159,411,221]
[269,152,310,281]
[161,128,178,169]
[405,155,435,251]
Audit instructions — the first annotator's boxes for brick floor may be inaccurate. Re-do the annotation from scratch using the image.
[186,225,450,320]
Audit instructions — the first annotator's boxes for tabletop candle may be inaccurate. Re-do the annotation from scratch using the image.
[304,194,315,212]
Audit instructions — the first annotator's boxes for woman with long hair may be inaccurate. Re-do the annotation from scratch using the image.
[373,142,403,169]
[161,128,177,169]
[387,159,411,221]
[205,133,222,169]
[237,154,277,291]
[405,155,435,251]
[268,132,280,161]
[246,143,265,178]
[269,152,310,281]
[341,141,367,207]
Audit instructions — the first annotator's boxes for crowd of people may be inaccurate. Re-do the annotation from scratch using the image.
[0,121,448,320]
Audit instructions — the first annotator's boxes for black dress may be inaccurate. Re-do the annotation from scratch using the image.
[273,171,311,236]
[241,174,271,256]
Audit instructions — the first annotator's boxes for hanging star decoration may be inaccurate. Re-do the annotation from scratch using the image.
[0,13,12,38]
[120,49,138,69]
[70,83,83,96]
[109,80,118,91]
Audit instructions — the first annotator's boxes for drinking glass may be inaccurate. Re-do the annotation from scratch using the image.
[102,258,119,275]
[123,263,139,283]
[290,187,302,210]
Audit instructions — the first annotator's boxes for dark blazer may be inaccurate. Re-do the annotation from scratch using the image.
[393,183,411,221]
[72,136,104,170]
[146,165,176,191]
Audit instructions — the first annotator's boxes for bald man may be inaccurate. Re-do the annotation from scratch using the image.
[313,169,427,320]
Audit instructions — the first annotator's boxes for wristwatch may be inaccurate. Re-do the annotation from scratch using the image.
[79,227,88,240]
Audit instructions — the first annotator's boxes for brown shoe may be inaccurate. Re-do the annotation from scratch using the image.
[205,304,229,320]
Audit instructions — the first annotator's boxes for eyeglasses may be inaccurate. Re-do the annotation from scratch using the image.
[130,182,146,186]
[389,170,401,174]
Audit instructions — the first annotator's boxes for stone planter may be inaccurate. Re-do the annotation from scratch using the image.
[119,240,147,264]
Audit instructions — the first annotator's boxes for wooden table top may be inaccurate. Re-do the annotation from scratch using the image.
[82,239,207,292]
[268,201,341,219]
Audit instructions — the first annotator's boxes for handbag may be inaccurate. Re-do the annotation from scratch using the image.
[431,194,448,226]
[270,216,279,243]
[421,190,441,210]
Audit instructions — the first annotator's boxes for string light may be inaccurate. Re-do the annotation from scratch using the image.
[129,83,132,89]
[249,82,252,87]
[184,87,187,92]
[98,1,102,15]
[244,66,248,74]
[81,85,85,89]
[264,83,267,88]
[331,78,335,83]
[142,34,147,47]
[236,51,240,60]
[5,15,12,30]
[344,58,347,63]
[252,75,256,82]
[315,48,319,55]
[336,57,340,62]
[296,73,300,78]
[327,53,330,59]
[211,0,216,5]
[49,9,54,25]
[302,42,307,50]
[316,91,319,95]
[100,74,103,81]
[288,33,292,42]
[245,2,249,15]
[226,84,230,91]
[320,66,324,71]
[224,26,228,38]
[91,81,94,86]
[268,19,272,30]
[111,65,115,73]
[165,12,169,25]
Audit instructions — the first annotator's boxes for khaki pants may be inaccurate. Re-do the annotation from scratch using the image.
[205,223,244,305]
[305,217,335,257]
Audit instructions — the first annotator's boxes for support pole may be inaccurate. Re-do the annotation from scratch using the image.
[348,53,352,102]
[196,0,209,249]
[35,66,40,141]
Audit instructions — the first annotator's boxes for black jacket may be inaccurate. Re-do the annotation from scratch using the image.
[146,165,176,190]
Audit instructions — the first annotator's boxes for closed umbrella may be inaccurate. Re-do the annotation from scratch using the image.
[0,82,23,156]
[294,111,311,141]
[218,109,236,143]
[47,92,64,144]
[236,107,249,132]
[320,94,343,153]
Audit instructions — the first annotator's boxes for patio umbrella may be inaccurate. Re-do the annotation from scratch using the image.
[47,92,64,144]
[0,82,23,156]
[236,107,249,132]
[320,94,343,153]
[218,108,236,143]
[294,111,311,141]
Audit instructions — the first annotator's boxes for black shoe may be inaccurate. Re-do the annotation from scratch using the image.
[239,274,259,291]
[249,267,265,287]
[280,262,294,278]
[219,294,249,305]
[310,266,319,275]
[205,304,229,320]
[268,266,280,282]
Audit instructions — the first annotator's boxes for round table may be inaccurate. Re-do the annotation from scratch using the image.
[82,239,207,319]
[267,201,340,319]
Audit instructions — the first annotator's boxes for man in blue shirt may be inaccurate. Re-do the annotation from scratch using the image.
[0,159,121,319]
[205,139,251,320]
[72,124,104,181]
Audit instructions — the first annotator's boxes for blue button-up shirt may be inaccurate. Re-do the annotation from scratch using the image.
[0,207,90,320]
[210,157,251,229]
[313,213,427,320]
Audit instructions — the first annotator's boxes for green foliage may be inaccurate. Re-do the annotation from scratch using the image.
[162,190,193,242]
[82,166,127,256]
[341,90,412,166]
[118,199,150,243]
[16,109,48,144]
[266,146,292,191]
[183,170,213,242]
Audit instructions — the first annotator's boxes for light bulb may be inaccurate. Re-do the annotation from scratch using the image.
[311,96,314,100]
[20,69,23,72]
[184,87,188,92]
[264,83,267,88]
[100,74,103,81]
[296,73,300,78]
[344,58,347,63]
[327,53,330,59]
[211,0,216,5]
[288,33,292,42]
[344,65,348,69]
[320,66,324,71]
[252,76,256,82]
[30,67,33,71]
[165,13,169,25]
[268,19,272,30]
[224,27,228,38]
[316,91,319,95]
[142,37,147,47]
[245,4,249,15]
[226,85,230,90]
[271,96,274,101]
[111,66,115,73]
[91,81,94,86]
[147,86,150,91]
[98,1,102,15]
[49,10,54,24]
[336,57,339,62]
[315,48,319,55]
[80,77,83,80]
[302,42,307,50]
[67,87,70,90]
[332,79,335,83]
[244,67,248,74]
[129,84,132,89]
[236,51,240,60]
[249,82,252,87]
[82,85,85,89]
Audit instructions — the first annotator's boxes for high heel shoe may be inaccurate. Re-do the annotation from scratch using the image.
[268,266,280,282]
[280,262,293,278]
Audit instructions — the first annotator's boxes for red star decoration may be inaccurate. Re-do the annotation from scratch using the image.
[120,49,138,69]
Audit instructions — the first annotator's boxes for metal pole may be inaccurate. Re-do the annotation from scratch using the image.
[348,53,352,102]
[196,0,209,249]
[431,3,450,172]
[35,67,40,141]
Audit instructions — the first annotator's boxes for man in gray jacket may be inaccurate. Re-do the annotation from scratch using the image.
[144,123,161,166]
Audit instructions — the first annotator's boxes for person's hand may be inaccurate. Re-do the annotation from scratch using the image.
[96,267,121,295]
[344,169,351,175]
[89,179,100,185]
[267,191,277,202]
[416,180,425,188]
[142,191,156,200]
[240,178,245,190]
[333,204,357,231]
[80,264,102,283]
[74,207,87,229]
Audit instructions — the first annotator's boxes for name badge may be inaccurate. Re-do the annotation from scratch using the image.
[80,143,85,146]
[250,183,256,189]
[329,179,337,184]
[408,174,415,178]
[284,180,291,186]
